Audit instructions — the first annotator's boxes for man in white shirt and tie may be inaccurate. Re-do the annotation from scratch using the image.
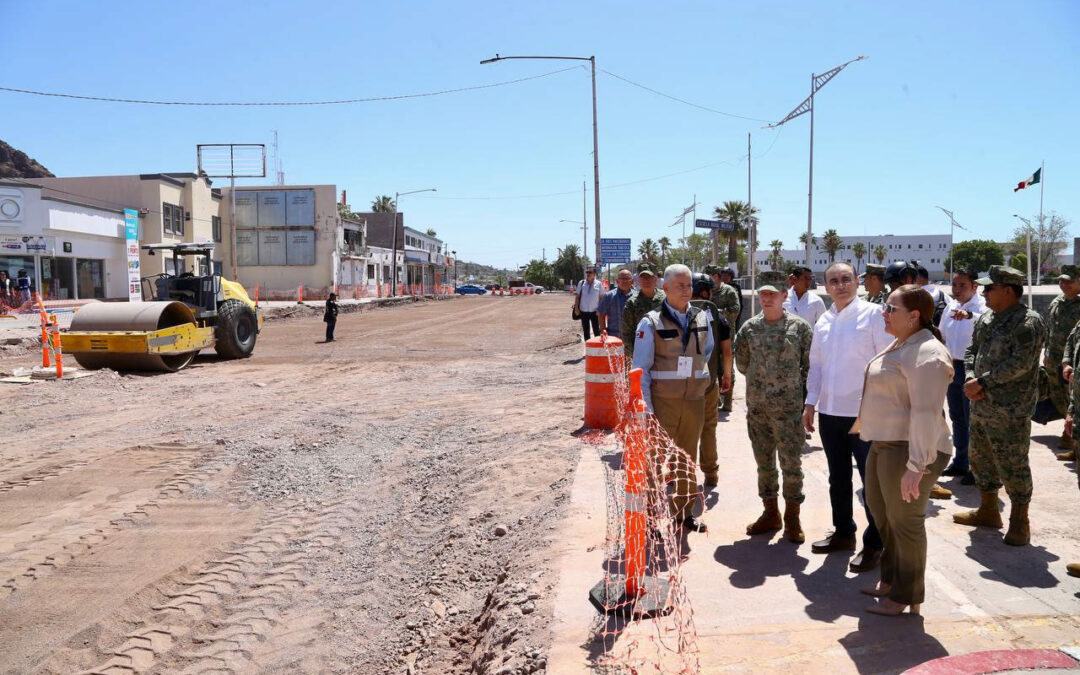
[803,261,891,573]
[939,269,986,483]
[784,266,828,327]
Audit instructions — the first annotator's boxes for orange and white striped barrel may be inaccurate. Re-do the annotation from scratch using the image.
[584,335,624,429]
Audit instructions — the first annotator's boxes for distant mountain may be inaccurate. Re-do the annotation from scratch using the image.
[0,140,54,178]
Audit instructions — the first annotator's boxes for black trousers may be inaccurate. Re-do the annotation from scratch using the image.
[819,413,882,551]
[579,311,599,340]
[325,318,336,342]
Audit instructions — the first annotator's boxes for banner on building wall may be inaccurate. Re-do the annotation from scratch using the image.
[124,208,142,302]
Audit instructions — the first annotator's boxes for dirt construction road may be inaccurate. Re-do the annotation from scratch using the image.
[0,295,584,675]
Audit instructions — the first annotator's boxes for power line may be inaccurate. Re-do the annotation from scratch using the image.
[0,66,583,106]
[601,69,774,123]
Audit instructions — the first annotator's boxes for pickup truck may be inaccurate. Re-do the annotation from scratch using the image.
[507,280,544,294]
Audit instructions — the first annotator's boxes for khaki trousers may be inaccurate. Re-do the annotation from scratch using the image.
[864,441,950,605]
[652,396,705,520]
[698,385,720,478]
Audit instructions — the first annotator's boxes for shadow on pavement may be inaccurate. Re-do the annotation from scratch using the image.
[713,536,809,589]
[965,531,1060,588]
[562,356,585,365]
[793,553,868,623]
[1031,433,1063,451]
[838,614,948,674]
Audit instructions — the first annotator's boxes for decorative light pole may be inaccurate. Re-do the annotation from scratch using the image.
[482,54,602,271]
[767,56,867,267]
[935,206,969,278]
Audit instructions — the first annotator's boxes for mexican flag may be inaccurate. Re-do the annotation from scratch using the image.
[1014,168,1041,192]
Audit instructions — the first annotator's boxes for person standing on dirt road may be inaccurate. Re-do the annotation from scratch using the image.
[632,264,714,534]
[324,293,339,343]
[574,268,603,341]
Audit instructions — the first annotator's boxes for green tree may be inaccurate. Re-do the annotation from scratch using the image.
[553,244,589,286]
[769,239,784,270]
[1011,212,1072,273]
[873,244,887,264]
[798,231,817,248]
[637,238,660,263]
[425,228,438,237]
[944,239,1005,274]
[657,237,672,265]
[337,203,360,220]
[1009,253,1028,275]
[714,200,759,264]
[522,259,558,288]
[821,228,843,263]
[371,195,395,212]
[670,233,711,269]
[852,242,866,273]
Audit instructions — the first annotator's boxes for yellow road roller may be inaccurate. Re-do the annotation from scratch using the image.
[62,243,264,372]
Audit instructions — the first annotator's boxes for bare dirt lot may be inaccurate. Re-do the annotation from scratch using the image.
[0,294,585,675]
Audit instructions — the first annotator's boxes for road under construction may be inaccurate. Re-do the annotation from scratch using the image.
[0,294,1077,674]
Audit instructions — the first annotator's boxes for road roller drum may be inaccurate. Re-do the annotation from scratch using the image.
[65,301,214,372]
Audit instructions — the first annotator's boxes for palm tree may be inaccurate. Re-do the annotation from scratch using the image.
[769,239,784,270]
[798,231,817,248]
[851,242,866,273]
[873,244,887,264]
[657,237,672,266]
[821,229,843,263]
[637,238,660,264]
[371,195,396,212]
[713,200,759,265]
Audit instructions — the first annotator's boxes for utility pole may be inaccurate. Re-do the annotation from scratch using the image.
[390,188,437,296]
[1014,214,1034,299]
[1037,160,1045,280]
[768,56,867,268]
[748,132,755,316]
[935,206,968,278]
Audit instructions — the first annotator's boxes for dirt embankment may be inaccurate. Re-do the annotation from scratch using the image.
[0,294,588,674]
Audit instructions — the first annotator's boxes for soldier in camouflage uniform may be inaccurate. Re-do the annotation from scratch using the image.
[621,262,665,361]
[734,272,814,543]
[690,274,733,487]
[705,264,741,412]
[862,263,888,305]
[955,265,1046,547]
[1062,321,1080,578]
[1044,265,1080,454]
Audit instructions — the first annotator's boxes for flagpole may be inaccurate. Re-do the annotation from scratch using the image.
[1038,160,1045,280]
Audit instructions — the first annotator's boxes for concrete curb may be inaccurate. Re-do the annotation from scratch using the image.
[903,648,1080,674]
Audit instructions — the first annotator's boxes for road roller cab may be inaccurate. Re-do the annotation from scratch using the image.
[61,244,263,372]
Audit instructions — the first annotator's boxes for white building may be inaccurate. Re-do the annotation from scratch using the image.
[755,233,954,281]
[0,180,128,300]
[403,226,447,293]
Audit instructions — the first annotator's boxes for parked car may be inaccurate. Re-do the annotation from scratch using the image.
[455,284,487,295]
[483,284,501,291]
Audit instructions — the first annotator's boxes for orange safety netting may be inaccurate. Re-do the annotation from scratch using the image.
[586,336,701,674]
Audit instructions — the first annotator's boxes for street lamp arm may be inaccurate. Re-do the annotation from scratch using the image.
[481,54,592,64]
[766,55,867,129]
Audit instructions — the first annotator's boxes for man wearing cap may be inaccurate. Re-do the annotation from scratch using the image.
[690,273,734,487]
[1044,265,1080,456]
[597,268,634,340]
[955,265,1045,547]
[632,264,714,533]
[885,261,918,293]
[784,266,827,327]
[621,262,665,361]
[862,264,888,305]
[705,264,742,412]
[720,267,744,329]
[734,272,814,543]
[1061,324,1080,578]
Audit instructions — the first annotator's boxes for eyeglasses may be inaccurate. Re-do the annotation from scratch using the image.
[882,304,907,314]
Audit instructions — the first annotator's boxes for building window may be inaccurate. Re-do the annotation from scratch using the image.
[212,215,222,243]
[919,244,923,249]
[163,202,184,236]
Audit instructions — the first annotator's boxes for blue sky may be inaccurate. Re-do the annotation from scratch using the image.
[2,1,1077,268]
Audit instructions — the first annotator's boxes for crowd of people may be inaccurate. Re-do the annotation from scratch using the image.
[575,258,1079,616]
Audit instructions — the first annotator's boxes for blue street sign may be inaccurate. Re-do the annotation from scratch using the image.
[599,237,632,264]
[695,218,734,232]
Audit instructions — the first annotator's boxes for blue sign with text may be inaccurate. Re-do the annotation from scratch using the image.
[695,218,734,231]
[599,237,632,264]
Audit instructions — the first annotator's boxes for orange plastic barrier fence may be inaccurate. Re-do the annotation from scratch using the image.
[624,368,648,597]
[584,333,624,429]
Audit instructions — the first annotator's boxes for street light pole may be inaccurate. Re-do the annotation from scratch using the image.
[767,55,867,267]
[560,218,588,278]
[935,206,968,278]
[482,53,601,270]
[390,187,437,296]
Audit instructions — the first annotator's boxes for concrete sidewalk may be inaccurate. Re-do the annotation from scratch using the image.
[550,377,1080,674]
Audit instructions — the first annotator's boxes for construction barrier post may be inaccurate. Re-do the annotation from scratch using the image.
[583,333,623,429]
[51,315,63,379]
[588,366,672,618]
[254,285,260,308]
[36,297,51,367]
[298,284,304,304]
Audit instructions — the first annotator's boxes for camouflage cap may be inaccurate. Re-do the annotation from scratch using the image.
[863,263,886,279]
[702,264,723,276]
[756,272,787,293]
[1057,264,1080,281]
[975,264,1026,286]
[636,261,659,277]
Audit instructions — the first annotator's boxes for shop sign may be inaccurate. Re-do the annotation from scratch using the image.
[124,209,142,301]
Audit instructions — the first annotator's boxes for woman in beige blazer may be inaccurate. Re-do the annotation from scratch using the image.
[852,285,954,616]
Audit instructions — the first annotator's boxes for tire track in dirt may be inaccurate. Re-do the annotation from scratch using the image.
[0,445,213,595]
